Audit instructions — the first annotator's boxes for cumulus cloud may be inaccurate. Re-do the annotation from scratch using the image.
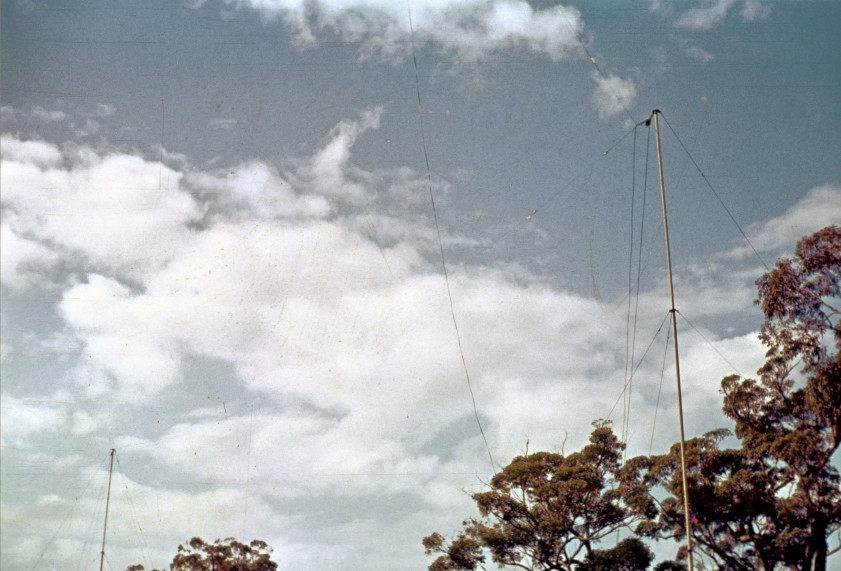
[1,135,64,168]
[208,0,584,63]
[187,160,330,220]
[119,409,442,497]
[2,108,785,570]
[291,107,382,204]
[2,106,757,455]
[0,222,60,288]
[590,71,637,119]
[1,137,203,275]
[58,275,183,400]
[675,0,736,30]
[2,114,638,454]
[743,183,841,255]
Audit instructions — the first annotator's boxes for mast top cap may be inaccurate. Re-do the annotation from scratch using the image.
[643,109,661,127]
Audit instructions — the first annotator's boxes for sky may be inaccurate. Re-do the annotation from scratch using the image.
[1,0,840,569]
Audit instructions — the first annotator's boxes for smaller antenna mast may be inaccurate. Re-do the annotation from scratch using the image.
[100,449,116,571]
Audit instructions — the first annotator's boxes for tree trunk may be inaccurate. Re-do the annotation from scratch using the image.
[809,515,828,571]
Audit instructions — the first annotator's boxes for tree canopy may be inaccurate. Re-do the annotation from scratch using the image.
[425,225,840,571]
[125,537,278,571]
[423,421,659,570]
[621,225,840,570]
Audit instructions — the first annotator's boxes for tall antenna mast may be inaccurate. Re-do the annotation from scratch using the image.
[100,449,116,571]
[650,109,694,569]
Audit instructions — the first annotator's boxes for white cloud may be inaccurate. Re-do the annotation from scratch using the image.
[0,223,60,289]
[70,408,107,435]
[70,118,103,138]
[92,103,117,117]
[662,0,769,30]
[648,0,672,14]
[0,394,67,446]
[685,45,715,64]
[740,0,771,22]
[292,107,382,203]
[1,135,63,168]
[2,110,789,570]
[0,467,293,571]
[590,71,637,119]
[4,109,756,476]
[78,242,686,492]
[743,183,841,255]
[58,274,183,400]
[211,0,584,63]
[675,0,735,30]
[120,409,440,497]
[620,330,765,455]
[3,129,632,486]
[1,138,204,275]
[188,160,331,219]
[32,106,68,123]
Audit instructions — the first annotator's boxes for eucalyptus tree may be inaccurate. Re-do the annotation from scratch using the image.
[125,537,278,571]
[423,422,658,570]
[621,225,841,570]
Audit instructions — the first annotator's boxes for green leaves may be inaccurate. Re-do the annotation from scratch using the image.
[424,227,840,570]
[736,225,840,570]
[756,224,840,373]
[423,422,653,571]
[622,226,841,570]
[577,537,654,571]
[127,537,279,571]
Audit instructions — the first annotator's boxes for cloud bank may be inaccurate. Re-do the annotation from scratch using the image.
[3,104,833,569]
[200,0,641,121]
[215,0,585,63]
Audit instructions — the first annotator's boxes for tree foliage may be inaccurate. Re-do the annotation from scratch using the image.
[621,225,841,570]
[620,429,799,570]
[125,537,278,571]
[728,224,840,570]
[425,228,838,569]
[423,421,659,570]
[576,537,653,571]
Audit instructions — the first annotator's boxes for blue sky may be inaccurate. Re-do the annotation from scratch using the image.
[2,1,840,569]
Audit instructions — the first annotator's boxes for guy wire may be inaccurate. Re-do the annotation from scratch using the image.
[607,311,669,421]
[408,3,494,471]
[31,451,110,571]
[657,112,769,270]
[115,454,152,571]
[622,126,638,445]
[564,20,637,126]
[622,123,652,448]
[626,126,652,445]
[649,324,672,455]
[677,310,743,377]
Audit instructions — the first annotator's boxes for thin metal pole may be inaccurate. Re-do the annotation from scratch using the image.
[652,110,694,569]
[100,449,116,571]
